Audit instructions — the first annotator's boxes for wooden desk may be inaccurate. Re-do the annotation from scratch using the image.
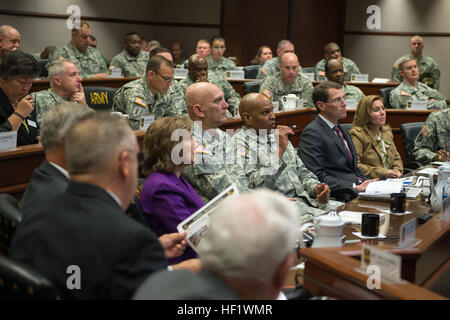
[298,200,450,299]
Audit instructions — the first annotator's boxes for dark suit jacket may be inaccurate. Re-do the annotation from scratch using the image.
[298,116,369,190]
[19,160,69,216]
[133,269,241,300]
[10,181,168,300]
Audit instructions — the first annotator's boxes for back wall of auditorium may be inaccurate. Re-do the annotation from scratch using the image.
[1,0,449,97]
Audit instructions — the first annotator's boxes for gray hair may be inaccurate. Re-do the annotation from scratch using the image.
[40,101,94,152]
[277,39,293,50]
[198,189,298,284]
[65,112,135,175]
[398,57,416,71]
[47,59,75,86]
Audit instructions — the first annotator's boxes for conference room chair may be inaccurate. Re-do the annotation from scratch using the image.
[400,122,425,170]
[243,65,260,79]
[83,86,117,111]
[379,87,395,109]
[339,123,353,134]
[37,59,49,78]
[0,194,22,256]
[0,255,61,300]
[243,81,261,95]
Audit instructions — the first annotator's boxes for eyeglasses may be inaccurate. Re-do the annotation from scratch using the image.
[156,71,173,83]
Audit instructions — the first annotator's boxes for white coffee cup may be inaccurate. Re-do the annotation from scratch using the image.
[281,94,297,111]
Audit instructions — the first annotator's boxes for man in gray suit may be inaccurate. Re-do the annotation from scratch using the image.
[133,189,298,300]
[297,81,373,201]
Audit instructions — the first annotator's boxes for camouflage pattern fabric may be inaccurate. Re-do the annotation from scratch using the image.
[110,50,149,77]
[48,42,108,78]
[314,57,361,82]
[256,56,304,79]
[413,108,450,165]
[205,55,237,78]
[259,71,314,109]
[342,83,366,104]
[389,81,446,110]
[391,54,440,90]
[31,89,68,126]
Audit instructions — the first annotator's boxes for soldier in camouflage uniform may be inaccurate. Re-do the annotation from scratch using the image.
[391,35,440,90]
[112,56,185,130]
[314,42,360,82]
[256,40,302,79]
[48,21,108,78]
[32,59,88,125]
[110,32,150,77]
[179,54,241,116]
[259,53,314,109]
[181,82,248,202]
[389,58,446,110]
[233,93,330,223]
[413,108,450,165]
[205,36,237,78]
[0,25,20,65]
[325,58,365,106]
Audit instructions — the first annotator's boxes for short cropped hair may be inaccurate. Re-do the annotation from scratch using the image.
[324,42,339,53]
[47,59,75,86]
[141,116,192,176]
[65,112,135,175]
[0,50,40,80]
[149,47,171,58]
[72,21,89,32]
[210,36,225,45]
[145,55,173,74]
[198,189,298,284]
[277,39,293,50]
[40,101,93,152]
[398,57,416,71]
[312,81,342,112]
[352,95,384,128]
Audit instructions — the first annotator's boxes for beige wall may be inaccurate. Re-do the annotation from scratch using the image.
[344,0,450,97]
[0,0,220,60]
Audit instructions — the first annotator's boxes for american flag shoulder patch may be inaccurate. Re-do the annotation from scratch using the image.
[195,145,211,155]
[400,90,410,96]
[134,97,146,107]
[262,89,272,98]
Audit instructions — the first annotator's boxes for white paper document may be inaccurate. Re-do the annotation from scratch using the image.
[177,185,238,253]
[358,180,403,201]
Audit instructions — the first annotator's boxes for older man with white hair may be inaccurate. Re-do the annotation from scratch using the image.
[133,189,299,300]
[31,59,87,125]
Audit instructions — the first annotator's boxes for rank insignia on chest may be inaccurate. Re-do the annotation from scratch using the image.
[134,97,147,107]
[421,125,430,137]
[262,89,272,98]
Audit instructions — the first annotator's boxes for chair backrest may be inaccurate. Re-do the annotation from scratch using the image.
[339,123,353,134]
[37,59,49,78]
[400,122,425,167]
[83,86,117,111]
[0,194,22,256]
[379,87,395,109]
[0,256,61,300]
[302,67,314,74]
[243,81,261,95]
[243,65,260,79]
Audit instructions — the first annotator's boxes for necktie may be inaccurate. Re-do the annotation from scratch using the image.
[333,125,353,161]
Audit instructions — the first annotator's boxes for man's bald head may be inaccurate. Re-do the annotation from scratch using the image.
[280,52,300,84]
[409,35,424,57]
[239,93,275,131]
[0,25,21,57]
[188,54,208,82]
[185,82,228,129]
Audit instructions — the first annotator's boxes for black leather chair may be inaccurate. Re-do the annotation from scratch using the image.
[37,59,49,78]
[0,194,22,256]
[379,87,395,109]
[243,81,261,95]
[0,256,61,300]
[83,86,117,111]
[400,122,425,170]
[243,65,259,79]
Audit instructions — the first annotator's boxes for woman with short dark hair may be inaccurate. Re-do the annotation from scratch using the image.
[0,50,40,145]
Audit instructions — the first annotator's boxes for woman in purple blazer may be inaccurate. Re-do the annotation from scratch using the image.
[140,116,204,263]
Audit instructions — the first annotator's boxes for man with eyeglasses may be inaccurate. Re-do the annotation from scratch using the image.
[0,25,21,64]
[298,81,373,201]
[112,55,182,130]
[259,52,314,109]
